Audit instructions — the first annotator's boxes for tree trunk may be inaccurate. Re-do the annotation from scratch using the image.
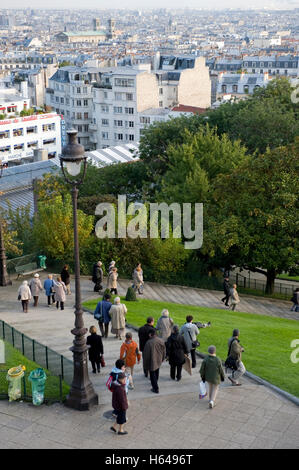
[265,269,276,295]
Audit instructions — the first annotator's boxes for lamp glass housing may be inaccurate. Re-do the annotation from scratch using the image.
[65,160,82,177]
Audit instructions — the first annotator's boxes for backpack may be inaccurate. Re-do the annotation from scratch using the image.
[105,371,118,392]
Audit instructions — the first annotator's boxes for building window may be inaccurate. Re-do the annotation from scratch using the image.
[55,96,59,103]
[84,125,89,132]
[114,106,123,114]
[125,107,134,114]
[221,85,227,93]
[115,92,122,101]
[83,99,88,106]
[126,93,133,101]
[102,119,109,126]
[244,85,249,93]
[114,133,123,140]
[83,87,87,94]
[232,85,238,92]
[66,98,70,105]
[60,97,64,104]
[84,113,89,120]
[102,132,109,139]
[128,121,134,127]
[77,87,81,94]
[77,100,81,106]
[13,128,23,137]
[128,134,134,141]
[159,88,163,95]
[114,78,134,87]
[77,113,82,120]
[26,126,37,134]
[114,120,123,127]
[0,130,9,139]
[140,116,150,124]
[77,125,82,132]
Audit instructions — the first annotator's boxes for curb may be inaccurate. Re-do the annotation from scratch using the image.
[83,307,299,407]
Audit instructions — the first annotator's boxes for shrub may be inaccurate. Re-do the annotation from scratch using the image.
[125,287,137,302]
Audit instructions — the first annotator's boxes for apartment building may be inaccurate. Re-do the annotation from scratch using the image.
[0,84,30,116]
[216,72,271,101]
[91,67,159,148]
[46,66,94,150]
[0,113,61,163]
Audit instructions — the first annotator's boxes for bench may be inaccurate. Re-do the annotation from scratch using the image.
[15,262,44,279]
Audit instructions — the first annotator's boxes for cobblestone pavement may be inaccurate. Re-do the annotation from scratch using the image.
[0,275,298,449]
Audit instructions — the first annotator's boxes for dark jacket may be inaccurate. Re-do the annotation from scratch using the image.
[61,268,70,286]
[142,335,166,372]
[223,279,231,295]
[228,337,243,362]
[166,333,188,366]
[200,355,225,385]
[86,333,103,362]
[138,323,156,352]
[92,264,103,283]
[111,382,128,411]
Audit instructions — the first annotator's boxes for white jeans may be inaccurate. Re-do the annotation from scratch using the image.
[232,361,246,383]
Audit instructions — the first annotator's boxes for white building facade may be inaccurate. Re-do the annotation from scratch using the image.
[0,113,62,163]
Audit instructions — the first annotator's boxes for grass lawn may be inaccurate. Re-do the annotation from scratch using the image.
[84,297,299,398]
[0,341,70,403]
[277,274,299,282]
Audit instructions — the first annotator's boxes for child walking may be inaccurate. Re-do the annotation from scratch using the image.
[110,373,129,435]
[120,332,141,390]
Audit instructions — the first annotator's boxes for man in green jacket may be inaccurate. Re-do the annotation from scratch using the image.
[199,345,225,409]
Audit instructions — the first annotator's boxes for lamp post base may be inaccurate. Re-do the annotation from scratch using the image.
[65,385,99,411]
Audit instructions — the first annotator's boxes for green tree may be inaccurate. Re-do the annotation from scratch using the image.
[33,194,94,261]
[203,139,299,293]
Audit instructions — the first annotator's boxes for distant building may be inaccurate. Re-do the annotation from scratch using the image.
[216,72,271,102]
[54,30,106,44]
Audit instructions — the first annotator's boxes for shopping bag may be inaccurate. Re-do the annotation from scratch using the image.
[182,355,192,376]
[199,381,207,399]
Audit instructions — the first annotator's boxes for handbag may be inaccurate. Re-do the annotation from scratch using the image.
[18,294,21,301]
[100,356,106,367]
[188,330,200,349]
[199,381,207,399]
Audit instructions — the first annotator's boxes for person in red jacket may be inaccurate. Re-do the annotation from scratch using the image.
[120,332,141,390]
[110,373,129,435]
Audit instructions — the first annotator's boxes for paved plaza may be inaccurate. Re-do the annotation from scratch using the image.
[0,275,298,449]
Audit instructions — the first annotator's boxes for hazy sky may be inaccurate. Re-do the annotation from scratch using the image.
[6,0,299,10]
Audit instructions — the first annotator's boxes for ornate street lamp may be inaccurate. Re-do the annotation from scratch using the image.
[0,161,12,287]
[60,130,98,411]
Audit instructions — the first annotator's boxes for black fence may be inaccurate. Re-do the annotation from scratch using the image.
[231,273,297,299]
[0,320,73,403]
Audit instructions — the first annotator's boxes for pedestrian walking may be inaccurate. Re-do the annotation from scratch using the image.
[120,332,141,390]
[18,280,31,313]
[180,316,200,368]
[108,260,116,273]
[61,264,71,295]
[86,326,104,374]
[138,317,155,377]
[110,373,129,435]
[290,288,299,312]
[92,261,103,293]
[142,328,166,394]
[53,276,67,310]
[44,274,55,306]
[230,284,240,311]
[94,293,112,338]
[166,325,188,381]
[29,273,43,307]
[110,297,127,340]
[226,329,246,386]
[106,359,130,396]
[133,265,144,294]
[221,276,231,306]
[199,345,225,409]
[107,267,118,295]
[156,309,174,342]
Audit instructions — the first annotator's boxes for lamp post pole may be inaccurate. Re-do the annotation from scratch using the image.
[60,131,98,411]
[0,161,11,287]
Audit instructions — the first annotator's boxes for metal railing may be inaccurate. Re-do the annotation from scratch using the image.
[0,320,73,388]
[231,273,296,299]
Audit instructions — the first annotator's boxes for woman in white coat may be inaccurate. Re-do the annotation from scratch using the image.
[18,281,32,313]
[53,276,67,310]
[29,273,43,307]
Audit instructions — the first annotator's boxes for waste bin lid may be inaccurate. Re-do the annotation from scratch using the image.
[29,368,46,380]
[7,365,26,377]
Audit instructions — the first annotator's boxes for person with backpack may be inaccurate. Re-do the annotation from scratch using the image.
[290,288,299,312]
[226,329,246,386]
[110,372,129,435]
[156,309,174,342]
[166,325,188,382]
[86,326,104,374]
[120,332,141,390]
[94,293,112,338]
[106,359,130,396]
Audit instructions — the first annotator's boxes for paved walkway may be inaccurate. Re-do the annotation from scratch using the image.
[0,275,298,449]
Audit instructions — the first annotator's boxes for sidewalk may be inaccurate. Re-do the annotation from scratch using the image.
[0,274,298,449]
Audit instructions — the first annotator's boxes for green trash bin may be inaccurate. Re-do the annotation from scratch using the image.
[6,365,26,402]
[28,368,47,406]
[38,255,47,269]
